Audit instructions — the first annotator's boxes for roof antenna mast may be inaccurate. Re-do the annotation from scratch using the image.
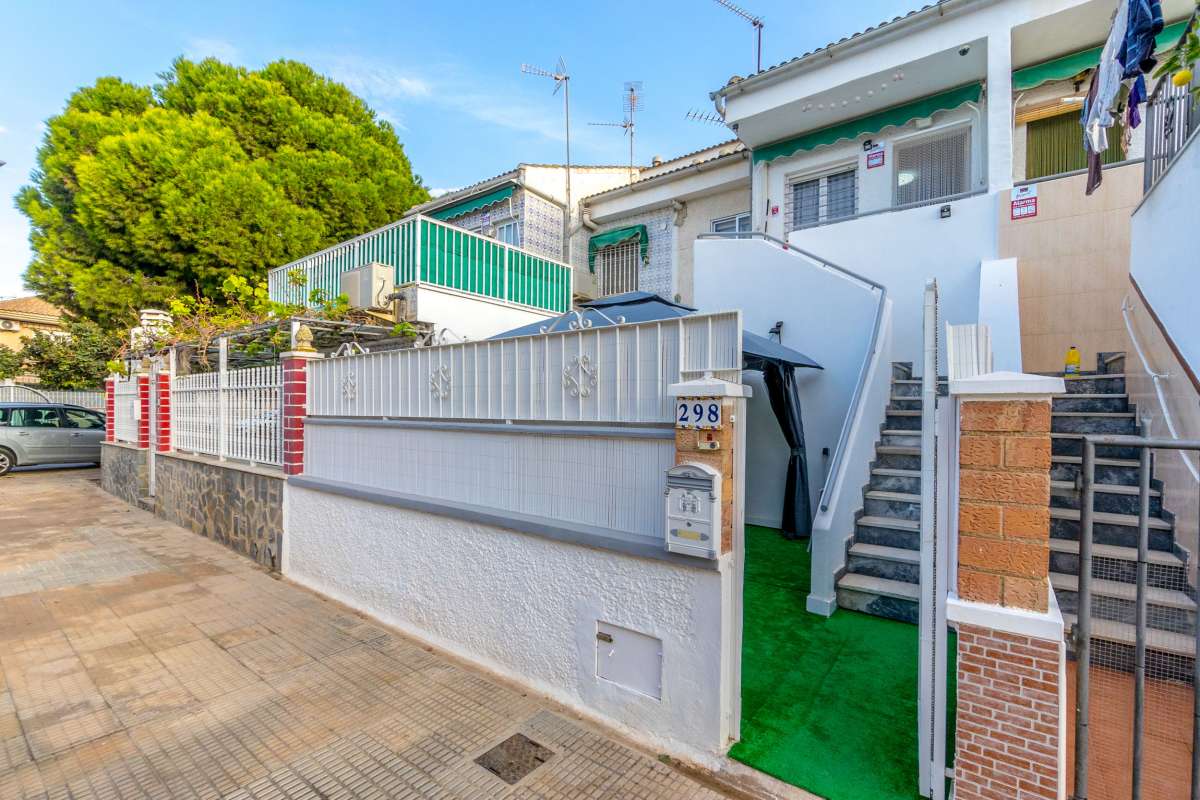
[521,58,572,260]
[589,81,643,183]
[713,0,764,73]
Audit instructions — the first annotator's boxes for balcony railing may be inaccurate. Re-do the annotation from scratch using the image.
[267,214,573,314]
[1144,53,1199,193]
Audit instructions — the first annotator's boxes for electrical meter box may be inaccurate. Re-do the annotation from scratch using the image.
[665,462,721,559]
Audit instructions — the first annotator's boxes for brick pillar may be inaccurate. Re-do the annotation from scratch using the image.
[156,372,171,452]
[104,376,116,443]
[948,372,1067,800]
[136,373,151,449]
[669,380,748,556]
[281,350,321,476]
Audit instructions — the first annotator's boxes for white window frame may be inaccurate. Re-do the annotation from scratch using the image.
[891,121,974,207]
[710,212,751,234]
[493,218,521,247]
[784,161,859,233]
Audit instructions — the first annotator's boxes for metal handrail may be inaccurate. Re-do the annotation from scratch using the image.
[1121,295,1200,481]
[697,230,887,511]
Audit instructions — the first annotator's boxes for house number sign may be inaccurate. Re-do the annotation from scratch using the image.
[676,398,722,429]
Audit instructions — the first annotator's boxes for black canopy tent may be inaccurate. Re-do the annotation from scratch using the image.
[492,292,822,538]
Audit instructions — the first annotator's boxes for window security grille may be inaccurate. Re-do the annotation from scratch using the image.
[594,240,642,297]
[711,213,751,234]
[894,126,971,206]
[784,168,857,233]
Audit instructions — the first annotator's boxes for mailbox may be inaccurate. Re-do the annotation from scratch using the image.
[665,462,721,558]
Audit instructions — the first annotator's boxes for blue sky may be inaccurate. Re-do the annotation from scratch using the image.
[0,0,922,298]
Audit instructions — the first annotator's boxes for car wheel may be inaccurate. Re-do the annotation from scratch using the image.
[0,448,14,477]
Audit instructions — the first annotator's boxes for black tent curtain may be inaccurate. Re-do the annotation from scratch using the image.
[761,362,813,539]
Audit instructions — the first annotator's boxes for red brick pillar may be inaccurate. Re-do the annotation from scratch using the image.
[947,373,1067,800]
[136,373,151,449]
[104,376,116,443]
[156,372,171,452]
[281,350,321,476]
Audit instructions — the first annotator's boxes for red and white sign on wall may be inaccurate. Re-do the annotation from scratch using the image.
[866,149,885,169]
[1010,185,1038,219]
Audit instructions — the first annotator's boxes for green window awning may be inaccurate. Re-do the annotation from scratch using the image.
[587,225,648,273]
[752,82,983,164]
[429,185,515,221]
[1012,20,1189,91]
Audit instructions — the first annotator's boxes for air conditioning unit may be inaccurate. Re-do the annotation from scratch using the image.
[0,320,19,332]
[340,262,395,310]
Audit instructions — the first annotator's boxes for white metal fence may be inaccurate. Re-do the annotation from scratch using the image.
[172,364,282,466]
[113,377,140,444]
[0,383,105,410]
[308,311,742,422]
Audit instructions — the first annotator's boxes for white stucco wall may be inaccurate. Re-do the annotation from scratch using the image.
[1131,133,1200,374]
[410,284,555,341]
[283,485,733,762]
[694,236,880,527]
[675,187,751,305]
[979,257,1022,372]
[789,190,993,369]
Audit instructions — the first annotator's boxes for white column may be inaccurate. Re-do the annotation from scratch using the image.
[986,30,1014,193]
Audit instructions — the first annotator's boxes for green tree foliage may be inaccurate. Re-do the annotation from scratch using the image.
[0,346,22,380]
[20,321,119,389]
[18,58,430,331]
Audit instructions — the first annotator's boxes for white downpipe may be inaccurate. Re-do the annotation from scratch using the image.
[1122,295,1200,481]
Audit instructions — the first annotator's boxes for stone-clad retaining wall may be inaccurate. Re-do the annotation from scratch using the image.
[100,442,146,506]
[154,452,284,570]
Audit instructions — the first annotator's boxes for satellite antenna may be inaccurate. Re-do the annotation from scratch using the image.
[686,109,726,126]
[713,0,764,73]
[590,81,643,181]
[521,57,572,259]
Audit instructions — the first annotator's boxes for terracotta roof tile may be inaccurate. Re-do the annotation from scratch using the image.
[0,296,63,318]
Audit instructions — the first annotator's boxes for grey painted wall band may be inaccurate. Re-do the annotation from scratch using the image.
[304,416,676,440]
[288,475,719,572]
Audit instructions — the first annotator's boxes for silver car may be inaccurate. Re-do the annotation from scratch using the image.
[0,403,106,476]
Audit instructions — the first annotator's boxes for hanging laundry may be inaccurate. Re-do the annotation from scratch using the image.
[1128,74,1146,128]
[1119,0,1165,79]
[1084,0,1130,194]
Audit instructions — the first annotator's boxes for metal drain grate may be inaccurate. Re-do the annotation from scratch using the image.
[474,733,555,784]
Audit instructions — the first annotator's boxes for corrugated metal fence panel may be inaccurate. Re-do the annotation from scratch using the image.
[113,378,140,444]
[306,422,674,539]
[307,311,741,422]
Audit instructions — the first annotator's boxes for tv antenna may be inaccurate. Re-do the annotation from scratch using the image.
[713,0,764,73]
[521,58,572,258]
[686,109,725,126]
[589,81,643,181]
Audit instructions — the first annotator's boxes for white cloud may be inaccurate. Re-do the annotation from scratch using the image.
[0,125,8,135]
[185,38,240,63]
[428,187,458,198]
[324,58,431,100]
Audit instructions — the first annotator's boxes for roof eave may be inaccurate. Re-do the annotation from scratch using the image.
[582,150,749,204]
[712,0,988,103]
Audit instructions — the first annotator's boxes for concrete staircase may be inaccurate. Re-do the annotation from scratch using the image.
[835,363,931,623]
[1048,355,1197,677]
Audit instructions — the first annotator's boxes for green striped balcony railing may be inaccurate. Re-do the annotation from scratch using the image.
[267,215,573,314]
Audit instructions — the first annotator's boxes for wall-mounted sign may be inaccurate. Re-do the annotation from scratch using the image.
[866,150,886,169]
[769,204,780,217]
[1010,185,1038,220]
[676,398,722,429]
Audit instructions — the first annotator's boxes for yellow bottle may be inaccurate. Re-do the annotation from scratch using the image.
[1064,346,1081,376]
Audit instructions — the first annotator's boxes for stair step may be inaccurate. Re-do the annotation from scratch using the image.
[1052,411,1136,418]
[1063,613,1195,657]
[849,542,921,564]
[877,446,920,457]
[837,573,920,601]
[887,409,922,417]
[1050,480,1160,498]
[872,467,921,478]
[1063,373,1126,380]
[1051,572,1196,610]
[881,429,921,437]
[1048,537,1185,568]
[858,514,920,532]
[1055,393,1130,400]
[865,490,921,505]
[1050,506,1172,531]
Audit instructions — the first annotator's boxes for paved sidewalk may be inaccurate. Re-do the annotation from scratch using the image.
[0,470,730,799]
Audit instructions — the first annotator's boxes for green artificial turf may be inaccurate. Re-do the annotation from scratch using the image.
[731,525,956,800]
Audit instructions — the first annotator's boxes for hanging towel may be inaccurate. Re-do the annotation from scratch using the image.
[1128,74,1146,128]
[1120,0,1165,79]
[1086,0,1130,154]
